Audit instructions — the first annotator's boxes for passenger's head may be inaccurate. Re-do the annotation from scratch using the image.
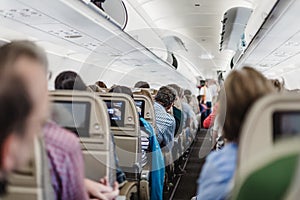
[55,71,87,91]
[155,86,177,109]
[219,67,275,142]
[0,76,33,178]
[0,40,49,178]
[270,79,285,92]
[95,80,107,89]
[200,80,206,87]
[184,89,192,96]
[134,81,150,89]
[167,84,184,99]
[109,85,134,98]
[88,84,101,92]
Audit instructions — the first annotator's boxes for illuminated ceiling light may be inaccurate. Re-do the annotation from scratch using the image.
[199,53,214,60]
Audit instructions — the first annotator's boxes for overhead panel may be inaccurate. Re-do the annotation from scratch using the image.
[0,0,196,90]
[220,7,253,51]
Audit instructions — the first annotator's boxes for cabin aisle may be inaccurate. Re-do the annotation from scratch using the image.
[172,129,211,200]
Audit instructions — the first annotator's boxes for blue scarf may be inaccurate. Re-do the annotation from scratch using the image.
[140,118,165,200]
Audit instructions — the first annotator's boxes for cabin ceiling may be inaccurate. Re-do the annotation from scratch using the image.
[124,0,278,78]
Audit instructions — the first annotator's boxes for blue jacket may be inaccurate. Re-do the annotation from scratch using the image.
[140,118,165,200]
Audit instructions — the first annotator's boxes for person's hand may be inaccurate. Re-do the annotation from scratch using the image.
[85,178,119,200]
[85,178,112,200]
[99,177,119,200]
[101,181,119,200]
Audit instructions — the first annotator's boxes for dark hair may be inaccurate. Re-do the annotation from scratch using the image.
[55,71,87,91]
[270,79,285,92]
[0,75,32,161]
[167,84,183,97]
[155,86,176,108]
[134,81,150,89]
[0,40,48,72]
[95,81,107,89]
[184,89,192,96]
[219,67,275,142]
[109,85,133,98]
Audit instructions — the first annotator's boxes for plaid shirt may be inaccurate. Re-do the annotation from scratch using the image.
[154,102,175,151]
[43,121,88,200]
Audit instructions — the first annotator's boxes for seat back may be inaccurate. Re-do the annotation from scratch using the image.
[239,93,300,171]
[232,138,300,200]
[133,94,156,128]
[98,93,141,179]
[232,93,300,200]
[49,90,116,185]
[3,137,54,200]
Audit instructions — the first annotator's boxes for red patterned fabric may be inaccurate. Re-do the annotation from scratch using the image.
[43,121,88,200]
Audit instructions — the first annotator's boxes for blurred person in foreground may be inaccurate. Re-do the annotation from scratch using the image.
[196,67,275,200]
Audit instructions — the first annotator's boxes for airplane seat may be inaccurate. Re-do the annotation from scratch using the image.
[98,93,145,198]
[49,90,116,186]
[191,95,201,115]
[3,137,54,200]
[231,138,300,200]
[98,93,142,180]
[133,94,156,129]
[232,93,300,200]
[171,98,184,159]
[238,93,300,171]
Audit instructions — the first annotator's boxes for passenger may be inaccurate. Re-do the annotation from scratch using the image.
[44,122,118,200]
[87,84,102,92]
[168,84,197,129]
[0,76,33,196]
[134,81,150,88]
[109,85,165,200]
[55,71,125,189]
[196,67,275,200]
[54,71,87,90]
[184,90,200,121]
[203,97,219,129]
[0,42,51,196]
[154,86,176,151]
[0,42,118,200]
[95,80,108,89]
[270,78,285,92]
[197,95,208,126]
[199,80,212,117]
[167,84,184,137]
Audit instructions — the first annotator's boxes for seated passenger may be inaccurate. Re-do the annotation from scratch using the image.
[196,67,275,200]
[55,71,87,90]
[167,84,184,136]
[1,41,119,200]
[95,80,108,89]
[184,89,200,115]
[154,86,176,151]
[0,76,34,196]
[270,78,285,92]
[134,81,150,89]
[44,122,118,200]
[0,41,50,196]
